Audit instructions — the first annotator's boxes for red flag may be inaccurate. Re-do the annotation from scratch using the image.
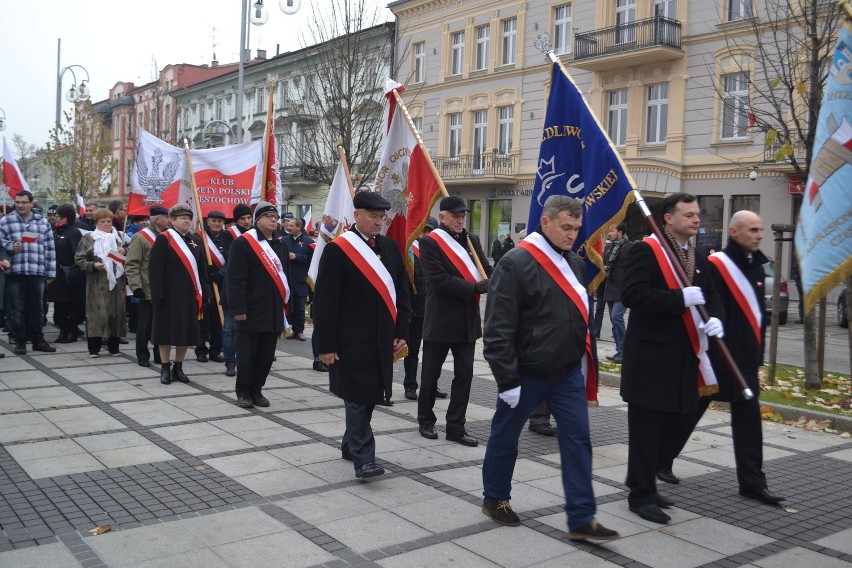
[262,85,282,212]
[744,101,757,127]
[3,138,31,199]
[77,194,86,218]
[374,80,442,281]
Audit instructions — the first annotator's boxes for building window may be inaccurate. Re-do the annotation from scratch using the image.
[413,116,423,134]
[608,89,628,147]
[697,195,724,254]
[616,0,636,44]
[448,112,462,158]
[498,105,514,155]
[646,83,668,144]
[257,88,265,113]
[501,18,517,65]
[722,72,749,139]
[488,199,513,247]
[414,42,426,83]
[730,194,760,215]
[475,25,490,71]
[553,5,572,55]
[473,109,488,171]
[216,99,223,121]
[126,159,133,187]
[451,31,465,76]
[727,0,753,22]
[654,0,676,18]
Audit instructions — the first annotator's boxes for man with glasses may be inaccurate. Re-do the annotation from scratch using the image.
[0,190,57,355]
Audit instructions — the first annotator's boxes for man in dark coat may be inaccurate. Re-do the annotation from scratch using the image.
[620,192,724,524]
[282,217,314,341]
[47,203,85,343]
[603,223,633,363]
[314,191,411,479]
[227,202,290,409]
[658,210,784,505]
[195,210,228,364]
[417,195,492,447]
[149,204,210,385]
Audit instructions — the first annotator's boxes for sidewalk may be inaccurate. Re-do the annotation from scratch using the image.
[0,328,851,568]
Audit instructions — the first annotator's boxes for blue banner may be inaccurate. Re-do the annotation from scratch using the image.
[528,63,634,291]
[794,21,852,313]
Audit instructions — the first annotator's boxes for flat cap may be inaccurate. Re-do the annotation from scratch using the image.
[439,195,468,213]
[168,203,194,218]
[149,205,169,217]
[353,191,391,211]
[207,210,226,220]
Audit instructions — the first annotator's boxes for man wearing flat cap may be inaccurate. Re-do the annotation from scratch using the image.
[195,210,228,365]
[125,205,170,367]
[314,191,411,479]
[149,204,210,385]
[227,202,291,408]
[417,195,492,447]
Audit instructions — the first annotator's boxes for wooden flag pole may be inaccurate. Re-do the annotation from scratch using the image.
[336,145,357,200]
[183,139,224,325]
[389,88,488,280]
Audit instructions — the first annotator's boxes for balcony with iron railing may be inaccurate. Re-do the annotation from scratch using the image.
[573,16,683,72]
[763,138,806,164]
[433,151,517,182]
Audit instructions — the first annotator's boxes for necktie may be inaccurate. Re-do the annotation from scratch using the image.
[367,237,376,248]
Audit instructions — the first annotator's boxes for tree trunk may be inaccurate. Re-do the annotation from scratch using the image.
[803,310,820,389]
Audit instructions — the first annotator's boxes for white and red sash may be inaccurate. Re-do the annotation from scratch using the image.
[335,231,398,322]
[137,228,156,246]
[228,226,242,239]
[518,232,598,402]
[709,252,762,345]
[243,229,291,304]
[198,230,226,269]
[425,229,478,283]
[412,239,420,258]
[164,229,203,316]
[644,235,718,395]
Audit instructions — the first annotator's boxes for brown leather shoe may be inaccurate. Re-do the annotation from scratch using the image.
[252,394,270,407]
[237,396,254,408]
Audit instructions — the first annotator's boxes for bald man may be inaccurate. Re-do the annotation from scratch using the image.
[658,210,784,505]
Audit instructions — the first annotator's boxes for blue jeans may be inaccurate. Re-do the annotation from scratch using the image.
[6,275,46,344]
[609,301,626,354]
[221,308,236,365]
[482,363,596,531]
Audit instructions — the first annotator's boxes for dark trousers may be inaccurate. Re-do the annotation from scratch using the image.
[127,297,137,333]
[402,316,424,389]
[290,294,307,334]
[53,301,83,336]
[234,330,277,397]
[659,396,767,491]
[418,340,474,434]
[136,299,159,363]
[5,275,46,344]
[593,294,607,336]
[221,308,236,365]
[196,304,223,356]
[626,404,695,507]
[482,364,595,531]
[88,336,119,355]
[342,401,376,469]
[528,400,552,426]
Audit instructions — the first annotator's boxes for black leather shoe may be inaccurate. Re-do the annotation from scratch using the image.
[312,361,328,372]
[419,425,438,440]
[208,352,225,363]
[341,447,353,461]
[252,394,270,407]
[138,358,150,368]
[404,388,417,400]
[656,495,675,509]
[14,343,26,355]
[196,353,208,363]
[739,487,785,505]
[446,431,478,447]
[32,340,56,352]
[237,396,254,408]
[355,463,385,479]
[656,469,680,484]
[379,398,393,406]
[171,363,190,383]
[118,337,129,344]
[629,503,670,524]
[529,423,556,436]
[160,363,172,385]
[435,389,448,399]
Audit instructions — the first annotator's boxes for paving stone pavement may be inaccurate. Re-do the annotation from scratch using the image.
[0,325,851,568]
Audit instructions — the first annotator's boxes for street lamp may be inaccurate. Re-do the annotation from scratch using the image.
[234,0,302,143]
[55,39,91,126]
[0,107,6,132]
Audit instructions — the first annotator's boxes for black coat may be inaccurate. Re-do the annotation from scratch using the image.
[226,230,291,334]
[149,229,211,346]
[619,240,723,414]
[282,231,314,297]
[47,222,85,303]
[603,238,634,303]
[313,230,411,405]
[420,227,492,344]
[707,241,768,402]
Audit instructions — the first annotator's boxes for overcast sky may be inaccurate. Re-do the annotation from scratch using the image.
[0,0,393,150]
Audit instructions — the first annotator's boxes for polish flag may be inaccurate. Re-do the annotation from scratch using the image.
[3,137,31,199]
[744,102,757,127]
[107,251,126,264]
[76,194,86,218]
[303,205,312,232]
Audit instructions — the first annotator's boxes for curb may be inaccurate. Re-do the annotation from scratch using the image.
[599,371,852,435]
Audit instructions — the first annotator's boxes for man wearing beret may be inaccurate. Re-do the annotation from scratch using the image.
[125,205,170,367]
[227,202,291,408]
[314,191,411,479]
[195,210,228,364]
[417,195,492,447]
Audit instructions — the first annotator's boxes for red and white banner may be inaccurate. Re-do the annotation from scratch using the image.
[129,129,263,219]
[3,137,30,199]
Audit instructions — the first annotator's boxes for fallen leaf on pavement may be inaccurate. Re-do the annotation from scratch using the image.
[88,525,112,535]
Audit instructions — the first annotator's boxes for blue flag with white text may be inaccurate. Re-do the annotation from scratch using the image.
[794,21,852,314]
[528,63,635,291]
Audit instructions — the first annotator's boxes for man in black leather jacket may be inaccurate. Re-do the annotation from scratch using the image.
[480,195,618,542]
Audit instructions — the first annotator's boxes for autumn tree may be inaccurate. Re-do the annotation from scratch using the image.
[44,100,116,203]
[10,134,38,180]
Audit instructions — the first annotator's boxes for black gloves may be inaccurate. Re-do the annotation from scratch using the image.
[474,279,489,294]
[133,288,145,300]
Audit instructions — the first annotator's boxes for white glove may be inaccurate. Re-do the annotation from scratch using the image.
[498,386,521,408]
[682,286,705,308]
[701,317,724,338]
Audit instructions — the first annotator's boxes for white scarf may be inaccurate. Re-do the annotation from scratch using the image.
[92,228,124,291]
